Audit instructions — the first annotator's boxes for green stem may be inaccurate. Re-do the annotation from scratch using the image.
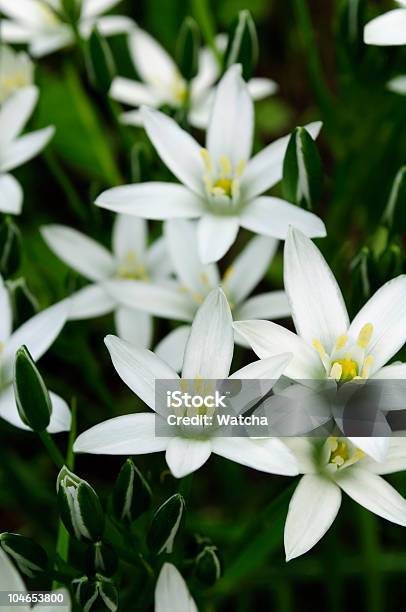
[43,151,87,222]
[191,0,221,66]
[358,507,384,612]
[37,431,65,469]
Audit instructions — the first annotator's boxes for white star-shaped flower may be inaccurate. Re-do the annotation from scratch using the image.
[364,0,406,45]
[0,45,34,104]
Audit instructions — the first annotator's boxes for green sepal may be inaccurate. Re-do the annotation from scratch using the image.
[0,533,48,578]
[282,126,322,210]
[195,544,223,586]
[147,493,185,555]
[13,346,52,432]
[176,17,200,81]
[224,10,258,81]
[112,458,152,524]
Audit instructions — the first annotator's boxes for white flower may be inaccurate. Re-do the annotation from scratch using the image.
[0,0,134,58]
[364,0,406,45]
[96,65,326,264]
[104,219,290,371]
[41,215,172,347]
[110,27,277,129]
[0,86,54,215]
[0,548,70,611]
[234,226,406,460]
[284,436,406,561]
[0,45,34,103]
[74,288,298,479]
[155,563,197,612]
[387,75,406,95]
[0,275,71,433]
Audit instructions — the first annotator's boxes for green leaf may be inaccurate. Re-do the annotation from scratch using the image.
[147,493,185,555]
[224,10,258,81]
[86,28,117,93]
[176,17,201,81]
[381,166,406,233]
[282,126,322,210]
[14,346,52,432]
[112,459,152,523]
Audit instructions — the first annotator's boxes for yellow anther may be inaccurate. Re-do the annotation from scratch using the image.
[332,357,358,382]
[313,339,328,360]
[330,440,349,465]
[201,149,213,173]
[236,159,246,178]
[213,178,233,196]
[329,362,342,381]
[357,323,373,349]
[361,355,373,379]
[117,251,149,280]
[335,334,348,350]
[219,155,232,177]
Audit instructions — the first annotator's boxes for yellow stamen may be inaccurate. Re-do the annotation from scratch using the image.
[236,159,246,178]
[201,149,213,173]
[335,334,348,350]
[219,155,232,177]
[330,362,342,380]
[213,178,233,196]
[332,356,359,381]
[357,323,373,349]
[361,355,373,379]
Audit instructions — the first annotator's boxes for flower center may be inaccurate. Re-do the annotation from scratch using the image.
[201,149,245,213]
[116,251,149,281]
[171,74,187,104]
[326,437,365,471]
[331,356,358,382]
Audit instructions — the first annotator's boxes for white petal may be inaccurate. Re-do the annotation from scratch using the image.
[188,94,212,129]
[74,413,169,454]
[129,27,178,90]
[82,0,122,18]
[104,279,195,321]
[387,75,406,95]
[165,219,219,294]
[47,392,71,433]
[0,0,52,26]
[0,126,54,173]
[146,236,173,278]
[0,548,26,594]
[29,30,73,58]
[3,300,70,384]
[182,288,233,379]
[0,20,32,43]
[120,110,144,126]
[348,275,406,374]
[96,182,205,219]
[0,174,23,214]
[112,214,147,259]
[165,437,212,478]
[336,467,406,526]
[114,307,153,348]
[211,437,299,475]
[197,214,239,264]
[88,16,134,37]
[104,334,178,410]
[235,291,290,320]
[230,352,292,380]
[240,196,326,240]
[225,235,278,305]
[284,227,349,353]
[247,77,278,99]
[155,325,191,372]
[348,437,389,462]
[372,363,406,379]
[69,284,116,320]
[191,46,220,99]
[141,107,204,196]
[284,474,341,561]
[0,276,12,344]
[109,77,159,107]
[0,387,70,433]
[41,224,115,282]
[361,438,406,475]
[155,563,197,612]
[364,9,406,45]
[0,85,38,148]
[242,121,322,201]
[233,320,323,379]
[207,65,253,165]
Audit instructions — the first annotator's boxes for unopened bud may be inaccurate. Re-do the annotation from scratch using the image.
[86,541,118,577]
[147,493,185,555]
[195,545,222,585]
[14,346,52,432]
[112,459,152,524]
[0,533,48,578]
[73,574,118,612]
[224,10,258,80]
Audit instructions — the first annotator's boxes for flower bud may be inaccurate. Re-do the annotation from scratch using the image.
[176,17,200,81]
[61,0,81,24]
[147,493,185,555]
[73,574,118,612]
[14,346,52,432]
[0,217,21,277]
[86,541,118,577]
[195,545,223,586]
[112,459,152,524]
[282,126,322,210]
[57,467,105,542]
[0,533,48,578]
[86,28,116,93]
[224,10,258,80]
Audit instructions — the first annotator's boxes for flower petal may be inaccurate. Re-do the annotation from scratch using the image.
[233,320,323,379]
[0,174,23,214]
[0,548,26,594]
[247,77,278,99]
[109,76,159,107]
[155,325,191,372]
[0,386,70,433]
[372,363,406,379]
[336,467,406,526]
[82,0,122,18]
[387,75,406,95]
[41,224,115,282]
[284,227,349,353]
[0,20,32,44]
[146,236,173,278]
[155,563,198,612]
[182,288,233,379]
[348,275,406,374]
[112,214,147,259]
[114,307,153,348]
[240,196,326,240]
[0,85,38,148]
[29,30,73,57]
[284,474,341,561]
[96,182,205,219]
[74,413,169,454]
[47,392,72,433]
[129,27,178,91]
[69,284,116,320]
[235,291,290,320]
[0,0,51,26]
[197,214,239,264]
[211,437,299,475]
[0,126,54,173]
[242,121,322,200]
[165,437,212,478]
[207,64,254,165]
[87,16,134,37]
[347,437,389,463]
[364,8,406,45]
[360,438,406,475]
[230,352,292,380]
[104,334,178,410]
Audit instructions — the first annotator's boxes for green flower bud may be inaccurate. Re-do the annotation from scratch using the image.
[0,533,48,578]
[86,541,118,577]
[57,467,105,542]
[112,459,152,524]
[224,10,258,81]
[61,0,81,24]
[176,17,200,81]
[282,126,322,210]
[0,217,21,277]
[147,493,185,555]
[73,574,118,612]
[86,28,116,93]
[195,545,222,586]
[14,346,52,432]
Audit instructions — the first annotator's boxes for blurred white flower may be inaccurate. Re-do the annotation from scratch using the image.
[387,74,406,95]
[0,275,71,433]
[284,437,406,560]
[364,0,406,45]
[0,45,34,103]
[155,563,197,612]
[109,27,277,129]
[97,65,325,264]
[104,219,290,371]
[0,548,70,611]
[0,86,54,215]
[0,0,134,57]
[74,288,298,479]
[41,216,172,347]
[235,226,406,460]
